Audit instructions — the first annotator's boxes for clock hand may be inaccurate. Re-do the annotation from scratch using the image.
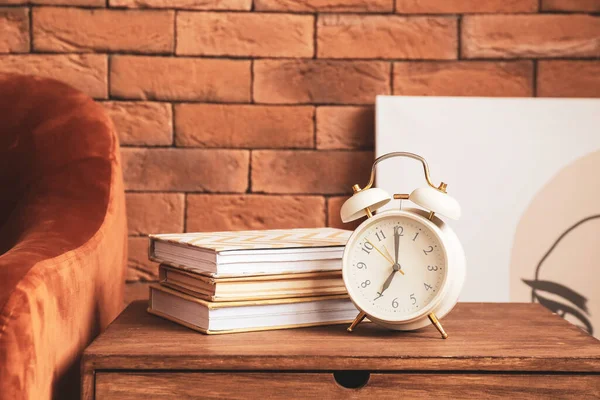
[382,245,394,264]
[380,270,397,294]
[393,226,400,265]
[364,239,405,275]
[381,262,403,294]
[383,245,404,276]
[364,239,394,265]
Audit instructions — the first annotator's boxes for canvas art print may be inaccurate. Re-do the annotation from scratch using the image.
[510,152,600,336]
[375,96,600,338]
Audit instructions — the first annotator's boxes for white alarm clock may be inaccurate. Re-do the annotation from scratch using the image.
[340,152,465,338]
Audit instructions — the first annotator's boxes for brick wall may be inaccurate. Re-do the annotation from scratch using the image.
[1,0,599,305]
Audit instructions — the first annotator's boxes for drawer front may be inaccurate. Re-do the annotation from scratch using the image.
[95,372,600,399]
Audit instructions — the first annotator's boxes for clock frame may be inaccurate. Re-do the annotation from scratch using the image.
[342,208,465,333]
[339,152,465,338]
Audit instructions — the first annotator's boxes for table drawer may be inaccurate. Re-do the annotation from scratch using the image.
[95,371,600,399]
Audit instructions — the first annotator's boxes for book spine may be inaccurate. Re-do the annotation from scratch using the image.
[148,236,157,261]
[158,265,167,282]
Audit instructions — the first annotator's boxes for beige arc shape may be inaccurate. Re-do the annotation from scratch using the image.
[510,150,600,338]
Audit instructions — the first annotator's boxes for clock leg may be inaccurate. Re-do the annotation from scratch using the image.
[428,312,449,339]
[347,311,367,333]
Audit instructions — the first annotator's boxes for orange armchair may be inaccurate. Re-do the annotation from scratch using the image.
[0,74,127,399]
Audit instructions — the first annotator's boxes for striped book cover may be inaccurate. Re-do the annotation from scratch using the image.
[148,228,352,277]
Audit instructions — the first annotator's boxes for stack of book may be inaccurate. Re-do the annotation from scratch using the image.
[147,228,358,334]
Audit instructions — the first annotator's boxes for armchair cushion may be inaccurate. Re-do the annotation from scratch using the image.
[0,74,127,399]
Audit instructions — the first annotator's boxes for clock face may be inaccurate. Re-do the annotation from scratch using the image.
[343,212,448,322]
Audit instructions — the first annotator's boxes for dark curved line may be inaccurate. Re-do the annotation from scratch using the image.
[532,214,600,303]
[536,293,594,335]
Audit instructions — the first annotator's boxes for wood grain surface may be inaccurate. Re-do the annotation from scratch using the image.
[84,301,600,372]
[95,372,600,400]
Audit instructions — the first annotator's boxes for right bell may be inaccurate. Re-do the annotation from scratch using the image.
[409,186,461,220]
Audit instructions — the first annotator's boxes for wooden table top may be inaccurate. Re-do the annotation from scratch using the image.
[84,301,600,372]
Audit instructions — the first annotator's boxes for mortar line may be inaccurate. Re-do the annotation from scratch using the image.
[324,196,330,227]
[183,192,188,232]
[250,59,255,103]
[457,15,462,60]
[532,60,538,97]
[390,62,394,94]
[313,14,318,59]
[247,150,253,193]
[174,10,179,55]
[28,6,33,53]
[107,54,112,100]
[312,107,317,149]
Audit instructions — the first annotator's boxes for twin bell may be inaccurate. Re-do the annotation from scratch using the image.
[340,184,461,223]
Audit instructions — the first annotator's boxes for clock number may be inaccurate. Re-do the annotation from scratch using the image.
[427,265,438,271]
[362,241,373,255]
[423,245,434,255]
[356,262,367,270]
[360,280,371,288]
[394,226,404,236]
[392,298,398,308]
[374,292,383,301]
[410,293,416,305]
[375,229,386,242]
[412,232,419,242]
[424,283,433,291]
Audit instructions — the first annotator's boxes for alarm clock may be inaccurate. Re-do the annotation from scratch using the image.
[340,152,465,338]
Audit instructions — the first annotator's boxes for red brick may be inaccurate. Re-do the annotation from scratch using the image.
[110,56,251,102]
[126,193,185,235]
[3,0,104,5]
[254,60,390,104]
[33,8,174,54]
[393,61,533,97]
[396,0,537,13]
[252,150,372,194]
[255,0,392,12]
[0,8,29,53]
[186,195,326,231]
[175,104,314,148]
[177,12,313,57]
[327,196,362,230]
[0,54,107,98]
[127,237,157,282]
[103,101,172,146]
[121,148,249,192]
[462,15,600,58]
[317,15,457,60]
[316,106,374,150]
[542,0,600,11]
[110,0,250,10]
[538,61,600,98]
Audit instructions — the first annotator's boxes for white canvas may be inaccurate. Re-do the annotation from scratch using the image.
[375,96,600,304]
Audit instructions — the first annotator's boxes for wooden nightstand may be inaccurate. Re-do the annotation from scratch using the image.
[82,301,600,399]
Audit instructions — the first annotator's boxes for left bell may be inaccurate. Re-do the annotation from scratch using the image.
[340,187,391,223]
